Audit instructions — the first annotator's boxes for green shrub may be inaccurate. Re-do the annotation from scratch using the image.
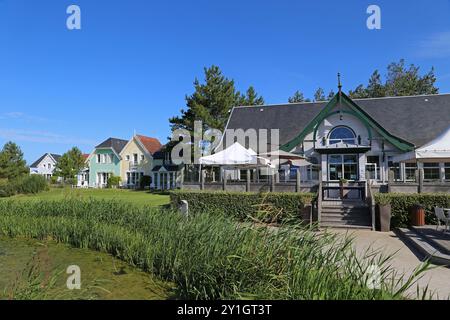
[0,199,432,299]
[50,176,59,185]
[139,175,152,189]
[170,190,314,224]
[0,175,48,197]
[106,175,121,189]
[374,193,450,228]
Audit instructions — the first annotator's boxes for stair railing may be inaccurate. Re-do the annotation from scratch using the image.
[366,179,376,231]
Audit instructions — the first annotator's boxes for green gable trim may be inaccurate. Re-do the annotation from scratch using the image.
[312,110,372,148]
[280,92,415,152]
[340,93,414,151]
[280,95,339,152]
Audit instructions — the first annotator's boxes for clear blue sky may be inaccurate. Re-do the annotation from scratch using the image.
[1,0,450,163]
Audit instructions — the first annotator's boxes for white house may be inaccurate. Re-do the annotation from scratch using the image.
[29,153,61,180]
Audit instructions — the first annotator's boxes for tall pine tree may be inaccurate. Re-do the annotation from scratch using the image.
[288,90,310,103]
[0,142,28,180]
[169,65,264,133]
[348,59,438,98]
[313,88,326,102]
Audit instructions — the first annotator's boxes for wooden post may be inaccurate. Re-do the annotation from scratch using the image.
[387,169,394,193]
[296,168,301,193]
[222,168,227,191]
[270,169,275,192]
[180,169,184,188]
[246,169,251,192]
[418,168,424,194]
[200,169,205,190]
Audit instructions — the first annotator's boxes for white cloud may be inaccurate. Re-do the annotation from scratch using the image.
[0,112,49,123]
[417,31,450,59]
[0,128,96,146]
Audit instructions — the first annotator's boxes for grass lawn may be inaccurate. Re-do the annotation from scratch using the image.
[4,188,170,207]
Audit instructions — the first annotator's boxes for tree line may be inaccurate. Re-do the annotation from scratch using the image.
[0,142,85,184]
[170,59,439,133]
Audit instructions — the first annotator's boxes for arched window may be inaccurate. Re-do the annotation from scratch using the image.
[328,126,356,145]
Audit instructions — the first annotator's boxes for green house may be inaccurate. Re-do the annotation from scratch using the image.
[88,137,128,188]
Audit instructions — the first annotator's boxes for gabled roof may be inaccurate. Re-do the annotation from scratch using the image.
[135,135,162,155]
[30,153,61,168]
[95,138,128,154]
[225,93,450,150]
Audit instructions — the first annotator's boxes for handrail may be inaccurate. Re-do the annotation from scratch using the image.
[317,180,323,224]
[366,179,376,231]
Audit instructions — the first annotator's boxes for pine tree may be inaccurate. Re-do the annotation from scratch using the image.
[347,59,439,98]
[327,90,335,100]
[238,86,265,106]
[348,84,369,99]
[366,70,385,98]
[288,90,310,103]
[313,88,326,102]
[169,66,264,133]
[0,142,28,180]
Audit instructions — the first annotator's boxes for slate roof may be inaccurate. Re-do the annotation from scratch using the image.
[225,94,450,148]
[30,153,61,168]
[95,138,128,154]
[135,135,162,155]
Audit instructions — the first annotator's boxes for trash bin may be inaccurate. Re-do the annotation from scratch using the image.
[410,204,425,226]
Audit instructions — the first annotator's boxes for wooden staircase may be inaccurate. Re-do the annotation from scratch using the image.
[320,200,372,229]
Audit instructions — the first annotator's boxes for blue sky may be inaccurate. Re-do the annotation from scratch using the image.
[1,0,450,163]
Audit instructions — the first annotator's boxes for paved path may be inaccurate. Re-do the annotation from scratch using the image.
[330,229,450,300]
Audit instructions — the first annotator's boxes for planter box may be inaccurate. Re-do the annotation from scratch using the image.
[376,204,391,232]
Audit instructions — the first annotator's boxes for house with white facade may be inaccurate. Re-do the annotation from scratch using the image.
[29,153,61,180]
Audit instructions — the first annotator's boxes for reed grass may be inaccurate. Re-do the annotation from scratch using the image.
[0,199,431,300]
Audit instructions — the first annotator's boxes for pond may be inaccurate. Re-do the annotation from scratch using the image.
[0,236,174,300]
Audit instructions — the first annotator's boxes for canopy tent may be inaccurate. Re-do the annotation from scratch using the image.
[393,127,450,162]
[199,142,273,168]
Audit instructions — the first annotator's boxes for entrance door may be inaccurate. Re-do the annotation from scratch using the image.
[328,154,359,181]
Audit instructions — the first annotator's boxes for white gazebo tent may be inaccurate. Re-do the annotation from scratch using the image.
[200,142,261,166]
[393,127,450,162]
[198,142,275,189]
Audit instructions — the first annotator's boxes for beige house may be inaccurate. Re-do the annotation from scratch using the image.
[119,134,162,188]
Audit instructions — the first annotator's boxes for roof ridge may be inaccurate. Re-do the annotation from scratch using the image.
[233,93,450,109]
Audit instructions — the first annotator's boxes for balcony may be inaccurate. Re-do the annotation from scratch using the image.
[129,161,140,170]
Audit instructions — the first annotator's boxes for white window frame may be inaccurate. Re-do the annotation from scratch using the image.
[423,162,440,181]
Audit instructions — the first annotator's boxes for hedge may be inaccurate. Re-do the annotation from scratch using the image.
[170,190,314,224]
[0,175,49,197]
[374,193,450,228]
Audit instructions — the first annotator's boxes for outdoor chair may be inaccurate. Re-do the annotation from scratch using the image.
[434,207,450,232]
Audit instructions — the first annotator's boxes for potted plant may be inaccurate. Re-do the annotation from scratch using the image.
[376,196,391,232]
[339,178,349,199]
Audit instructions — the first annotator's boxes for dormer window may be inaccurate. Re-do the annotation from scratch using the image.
[328,126,356,145]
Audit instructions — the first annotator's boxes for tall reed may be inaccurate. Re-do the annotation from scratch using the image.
[0,199,431,299]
